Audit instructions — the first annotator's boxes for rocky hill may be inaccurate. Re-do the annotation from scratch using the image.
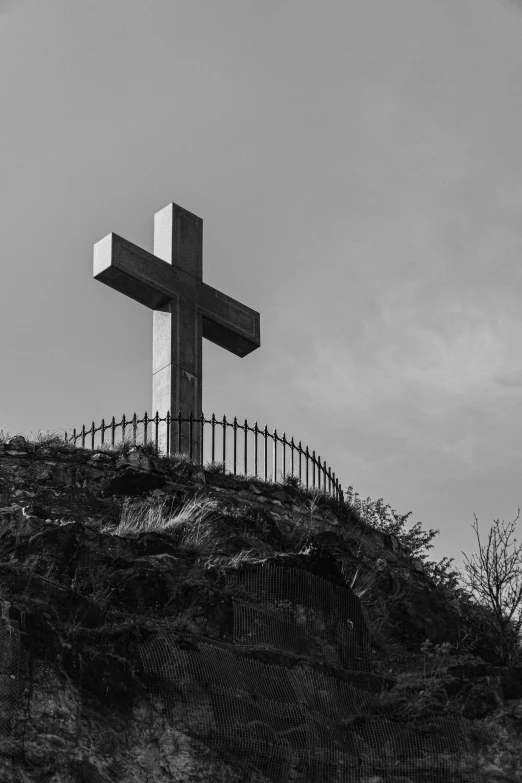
[1,433,522,782]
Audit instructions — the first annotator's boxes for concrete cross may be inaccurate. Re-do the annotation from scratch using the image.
[93,202,260,461]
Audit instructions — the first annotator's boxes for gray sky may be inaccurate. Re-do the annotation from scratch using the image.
[2,0,522,585]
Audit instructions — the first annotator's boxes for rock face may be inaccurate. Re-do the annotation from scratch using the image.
[1,436,522,782]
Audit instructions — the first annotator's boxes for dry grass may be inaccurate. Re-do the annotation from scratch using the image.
[0,428,77,450]
[204,460,226,474]
[102,493,227,553]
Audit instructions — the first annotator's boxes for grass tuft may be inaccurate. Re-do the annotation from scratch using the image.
[161,451,197,468]
[32,430,73,448]
[204,460,226,474]
[281,473,304,490]
[103,493,226,553]
[0,428,11,444]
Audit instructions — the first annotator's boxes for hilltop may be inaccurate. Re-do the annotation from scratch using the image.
[0,433,521,782]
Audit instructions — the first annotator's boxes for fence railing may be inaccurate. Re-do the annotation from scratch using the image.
[64,411,344,502]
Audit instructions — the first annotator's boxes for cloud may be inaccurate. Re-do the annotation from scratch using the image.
[0,0,19,13]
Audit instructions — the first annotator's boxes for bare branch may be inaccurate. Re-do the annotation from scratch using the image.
[459,508,522,665]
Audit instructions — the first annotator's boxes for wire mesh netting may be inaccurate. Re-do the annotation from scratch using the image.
[226,566,373,673]
[139,565,499,782]
[0,601,21,756]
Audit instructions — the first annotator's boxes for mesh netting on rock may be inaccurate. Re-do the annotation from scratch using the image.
[139,565,499,782]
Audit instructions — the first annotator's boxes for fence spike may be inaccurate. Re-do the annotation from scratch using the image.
[263,424,268,482]
[222,415,227,473]
[254,421,259,478]
[244,418,248,476]
[200,411,204,467]
[273,428,277,483]
[233,416,238,476]
[211,412,216,464]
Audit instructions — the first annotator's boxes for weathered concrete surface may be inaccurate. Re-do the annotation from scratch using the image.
[93,203,261,460]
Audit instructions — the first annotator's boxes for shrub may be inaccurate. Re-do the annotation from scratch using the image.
[344,486,463,594]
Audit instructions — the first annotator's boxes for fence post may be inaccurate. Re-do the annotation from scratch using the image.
[290,436,295,478]
[254,422,259,478]
[313,451,316,490]
[264,424,268,482]
[273,428,277,483]
[189,411,194,461]
[100,418,105,447]
[122,414,126,446]
[143,413,148,447]
[132,413,137,446]
[211,413,216,464]
[200,412,205,468]
[282,432,286,480]
[111,417,115,448]
[154,412,159,453]
[81,425,86,449]
[233,416,238,476]
[90,422,95,450]
[244,419,248,476]
[222,415,227,473]
[299,441,302,484]
[166,411,170,456]
[72,428,77,447]
[177,410,182,454]
[305,446,309,489]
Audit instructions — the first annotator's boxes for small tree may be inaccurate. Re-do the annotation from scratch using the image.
[459,508,522,666]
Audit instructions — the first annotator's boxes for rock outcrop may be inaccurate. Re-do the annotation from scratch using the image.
[0,435,521,782]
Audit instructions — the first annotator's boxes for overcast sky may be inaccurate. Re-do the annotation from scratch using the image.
[2,0,522,587]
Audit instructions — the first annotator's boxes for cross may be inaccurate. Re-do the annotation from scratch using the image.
[93,202,261,461]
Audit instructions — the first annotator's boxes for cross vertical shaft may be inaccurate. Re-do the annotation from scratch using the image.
[153,204,203,460]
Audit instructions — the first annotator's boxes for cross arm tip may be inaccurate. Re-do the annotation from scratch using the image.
[93,233,117,279]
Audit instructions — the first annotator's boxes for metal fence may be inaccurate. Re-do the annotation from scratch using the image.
[64,411,344,502]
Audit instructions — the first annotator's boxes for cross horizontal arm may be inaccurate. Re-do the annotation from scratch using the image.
[199,283,260,357]
[93,232,260,357]
[93,233,195,309]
